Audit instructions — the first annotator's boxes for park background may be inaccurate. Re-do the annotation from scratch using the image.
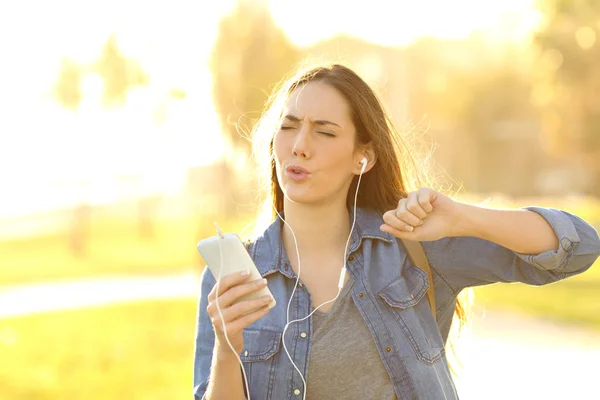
[1,0,599,398]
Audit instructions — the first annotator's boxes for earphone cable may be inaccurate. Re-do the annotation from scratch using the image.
[278,160,367,400]
[214,225,252,400]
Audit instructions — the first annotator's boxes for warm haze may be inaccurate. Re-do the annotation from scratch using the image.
[0,0,538,220]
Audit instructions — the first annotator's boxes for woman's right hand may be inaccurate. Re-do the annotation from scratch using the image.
[206,270,273,357]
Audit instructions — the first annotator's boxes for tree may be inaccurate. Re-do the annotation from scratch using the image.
[94,34,149,107]
[210,0,300,155]
[458,68,542,195]
[54,34,152,253]
[54,58,82,110]
[533,0,600,194]
[404,37,540,195]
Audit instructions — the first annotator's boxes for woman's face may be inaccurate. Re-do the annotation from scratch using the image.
[273,81,362,206]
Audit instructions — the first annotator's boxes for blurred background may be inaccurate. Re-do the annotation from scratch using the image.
[1,0,599,399]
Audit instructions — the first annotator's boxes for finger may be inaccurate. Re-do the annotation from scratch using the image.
[395,198,423,226]
[417,188,435,213]
[395,198,407,218]
[216,277,268,309]
[208,270,252,301]
[380,223,414,238]
[406,192,428,220]
[208,305,227,335]
[391,200,421,229]
[226,305,271,334]
[208,277,268,313]
[218,295,274,323]
[383,209,416,232]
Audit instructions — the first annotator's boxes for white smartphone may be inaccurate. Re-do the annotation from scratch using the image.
[197,232,276,309]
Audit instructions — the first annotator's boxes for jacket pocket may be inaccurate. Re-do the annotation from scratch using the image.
[378,266,445,364]
[240,329,282,399]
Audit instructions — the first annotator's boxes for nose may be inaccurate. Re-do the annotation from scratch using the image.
[292,124,311,159]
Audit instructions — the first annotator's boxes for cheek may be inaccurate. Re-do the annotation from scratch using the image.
[323,150,354,174]
[272,131,288,155]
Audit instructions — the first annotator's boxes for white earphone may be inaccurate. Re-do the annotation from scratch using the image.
[216,155,371,400]
[215,152,453,400]
[360,157,368,176]
[277,154,369,400]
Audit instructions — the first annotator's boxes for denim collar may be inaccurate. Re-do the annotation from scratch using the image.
[251,207,394,278]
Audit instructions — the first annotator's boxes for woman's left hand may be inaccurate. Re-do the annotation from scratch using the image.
[380,187,462,241]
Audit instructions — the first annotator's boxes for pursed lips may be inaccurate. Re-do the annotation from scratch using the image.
[286,165,311,174]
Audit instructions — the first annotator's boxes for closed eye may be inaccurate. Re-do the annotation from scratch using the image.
[280,126,334,137]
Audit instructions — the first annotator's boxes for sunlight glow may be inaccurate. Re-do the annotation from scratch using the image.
[0,0,235,217]
[268,0,541,47]
[0,0,541,219]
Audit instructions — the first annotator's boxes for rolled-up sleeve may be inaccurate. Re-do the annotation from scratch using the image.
[515,207,595,272]
[425,207,600,290]
[193,267,217,400]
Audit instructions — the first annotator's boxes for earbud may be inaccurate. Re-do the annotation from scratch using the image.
[360,157,368,173]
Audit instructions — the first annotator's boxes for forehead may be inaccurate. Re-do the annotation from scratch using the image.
[284,82,353,127]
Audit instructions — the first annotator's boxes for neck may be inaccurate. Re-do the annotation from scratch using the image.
[279,197,355,267]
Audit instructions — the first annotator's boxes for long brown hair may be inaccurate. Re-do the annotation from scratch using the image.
[249,62,471,368]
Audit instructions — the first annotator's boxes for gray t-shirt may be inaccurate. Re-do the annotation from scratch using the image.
[306,276,397,400]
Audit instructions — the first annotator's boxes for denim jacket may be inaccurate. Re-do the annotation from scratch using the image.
[193,207,600,400]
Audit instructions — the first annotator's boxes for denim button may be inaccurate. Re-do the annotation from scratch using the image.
[560,238,572,251]
[294,389,301,396]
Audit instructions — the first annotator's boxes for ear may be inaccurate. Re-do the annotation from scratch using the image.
[354,147,377,175]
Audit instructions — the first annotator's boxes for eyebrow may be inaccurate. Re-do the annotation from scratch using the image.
[283,114,341,128]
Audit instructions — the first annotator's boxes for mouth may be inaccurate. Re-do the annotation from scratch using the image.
[285,165,310,181]
[286,165,310,174]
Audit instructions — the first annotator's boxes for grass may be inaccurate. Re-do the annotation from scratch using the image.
[1,195,599,331]
[0,193,598,400]
[0,299,198,400]
[0,211,254,287]
[474,259,600,331]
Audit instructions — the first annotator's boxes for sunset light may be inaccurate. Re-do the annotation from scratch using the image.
[1,2,600,400]
[0,0,541,218]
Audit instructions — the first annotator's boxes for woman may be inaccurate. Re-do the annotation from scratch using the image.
[193,64,600,400]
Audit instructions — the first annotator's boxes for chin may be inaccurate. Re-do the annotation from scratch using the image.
[281,185,316,204]
[283,184,342,208]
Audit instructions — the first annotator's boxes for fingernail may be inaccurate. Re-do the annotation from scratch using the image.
[418,220,424,226]
[240,270,249,276]
[262,278,268,285]
[262,295,272,301]
[405,225,414,232]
